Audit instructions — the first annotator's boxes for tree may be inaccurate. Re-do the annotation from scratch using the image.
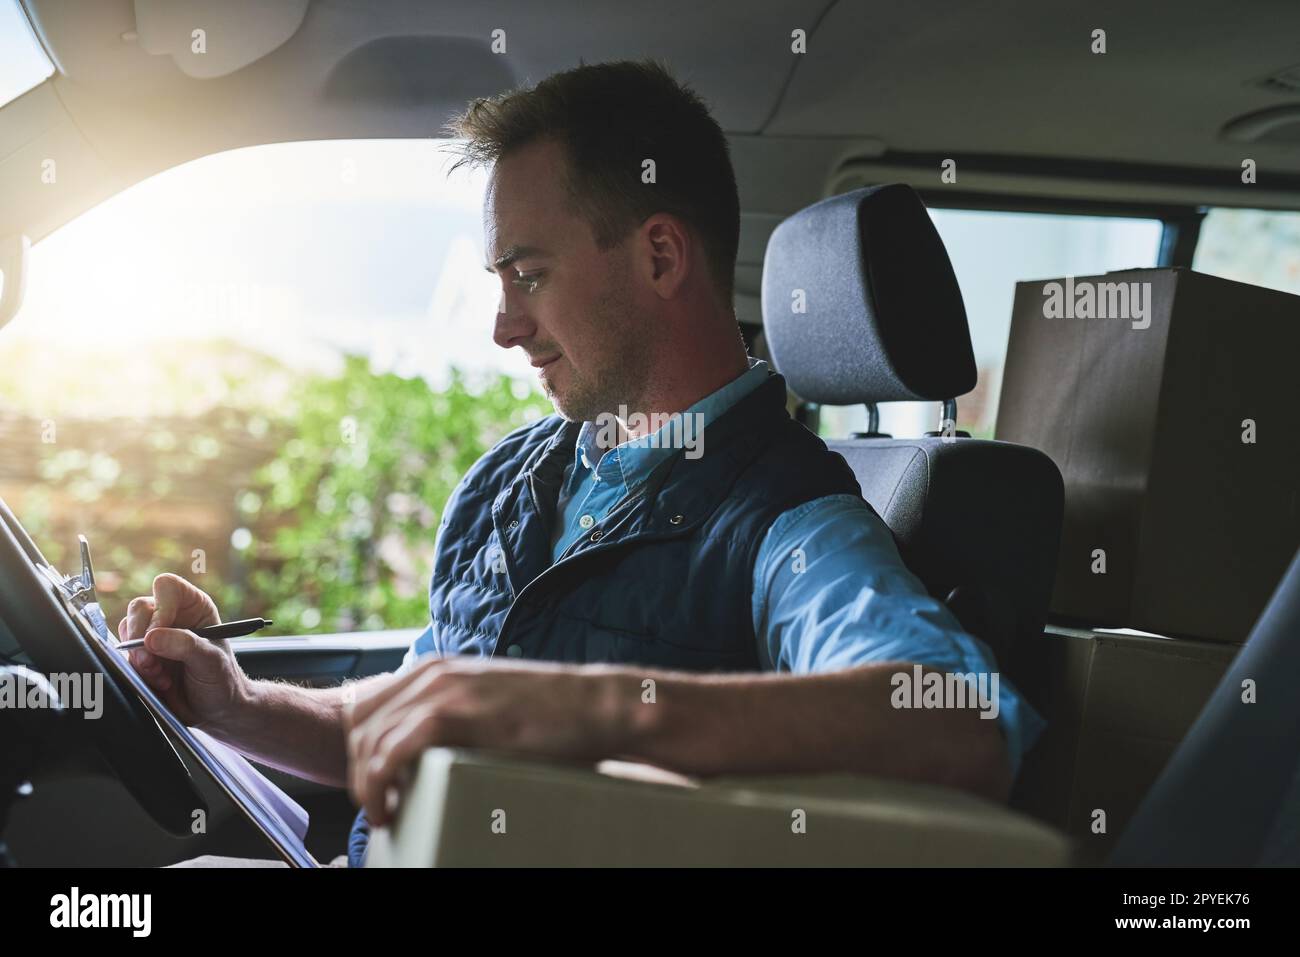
[246,356,551,633]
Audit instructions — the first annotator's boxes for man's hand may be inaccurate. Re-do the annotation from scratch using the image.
[342,657,635,826]
[117,573,251,731]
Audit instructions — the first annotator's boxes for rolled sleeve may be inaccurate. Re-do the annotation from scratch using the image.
[753,493,1046,780]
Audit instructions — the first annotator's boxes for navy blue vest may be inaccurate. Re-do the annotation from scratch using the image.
[347,369,866,864]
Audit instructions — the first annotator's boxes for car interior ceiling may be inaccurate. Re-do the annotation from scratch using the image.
[7,1,1300,349]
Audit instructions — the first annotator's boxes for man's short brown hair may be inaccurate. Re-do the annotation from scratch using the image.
[446,60,741,301]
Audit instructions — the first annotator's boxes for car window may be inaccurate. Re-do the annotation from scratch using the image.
[0,139,552,636]
[1193,207,1300,296]
[0,139,1171,633]
[0,0,55,109]
[817,209,1164,439]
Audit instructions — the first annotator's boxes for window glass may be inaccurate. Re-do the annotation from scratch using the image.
[0,0,55,108]
[817,209,1164,439]
[1193,207,1300,296]
[0,140,550,635]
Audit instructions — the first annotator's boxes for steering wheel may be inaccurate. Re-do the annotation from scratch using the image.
[0,496,205,835]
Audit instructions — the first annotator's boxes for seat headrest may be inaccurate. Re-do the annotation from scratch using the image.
[761,184,977,406]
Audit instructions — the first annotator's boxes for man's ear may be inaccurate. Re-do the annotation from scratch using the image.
[639,214,692,300]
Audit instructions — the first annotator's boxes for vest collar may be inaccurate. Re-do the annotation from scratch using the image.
[493,370,792,593]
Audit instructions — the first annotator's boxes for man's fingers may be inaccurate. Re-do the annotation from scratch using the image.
[357,706,468,826]
[119,598,170,679]
[345,657,444,732]
[349,693,432,811]
[348,692,420,801]
[347,665,457,781]
[148,573,193,630]
[142,627,225,674]
[120,596,157,643]
[350,683,480,819]
[345,663,431,729]
[339,671,412,741]
[128,648,174,694]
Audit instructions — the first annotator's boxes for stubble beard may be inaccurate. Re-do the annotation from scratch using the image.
[548,280,651,426]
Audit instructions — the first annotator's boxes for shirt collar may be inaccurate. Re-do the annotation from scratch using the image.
[572,357,771,488]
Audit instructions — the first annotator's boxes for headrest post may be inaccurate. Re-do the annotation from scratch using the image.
[923,398,970,439]
[850,402,891,439]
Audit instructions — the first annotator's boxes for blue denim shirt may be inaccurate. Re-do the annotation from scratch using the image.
[549,358,1046,778]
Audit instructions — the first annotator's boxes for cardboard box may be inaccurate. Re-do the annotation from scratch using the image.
[995,268,1300,642]
[367,748,1074,867]
[1011,628,1235,857]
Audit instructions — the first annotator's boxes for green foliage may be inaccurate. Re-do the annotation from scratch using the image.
[2,345,549,637]
[246,357,551,634]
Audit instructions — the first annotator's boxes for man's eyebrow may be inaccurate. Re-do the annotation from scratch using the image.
[486,245,551,273]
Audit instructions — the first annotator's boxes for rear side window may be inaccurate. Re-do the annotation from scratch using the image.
[1194,207,1300,296]
[817,209,1163,439]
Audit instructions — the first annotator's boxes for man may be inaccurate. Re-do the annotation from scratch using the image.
[122,60,1044,866]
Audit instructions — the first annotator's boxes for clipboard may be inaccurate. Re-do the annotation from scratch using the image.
[38,560,320,868]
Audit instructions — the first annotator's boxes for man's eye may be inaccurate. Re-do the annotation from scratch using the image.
[511,272,544,294]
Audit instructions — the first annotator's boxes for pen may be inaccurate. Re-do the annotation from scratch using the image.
[115,617,273,651]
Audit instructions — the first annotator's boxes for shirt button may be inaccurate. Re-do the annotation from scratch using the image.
[579,514,595,529]
[669,514,685,525]
[590,530,604,542]
[505,644,523,657]
[507,520,519,530]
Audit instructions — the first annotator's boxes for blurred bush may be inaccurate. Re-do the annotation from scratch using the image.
[247,355,550,634]
[0,344,550,636]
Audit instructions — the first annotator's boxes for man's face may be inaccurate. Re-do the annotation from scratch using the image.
[485,138,650,422]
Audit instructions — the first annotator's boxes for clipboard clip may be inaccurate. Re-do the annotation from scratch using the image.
[57,534,101,610]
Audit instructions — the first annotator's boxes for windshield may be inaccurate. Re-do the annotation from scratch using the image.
[0,139,550,636]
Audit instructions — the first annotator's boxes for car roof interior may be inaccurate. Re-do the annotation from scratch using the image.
[6,0,1300,327]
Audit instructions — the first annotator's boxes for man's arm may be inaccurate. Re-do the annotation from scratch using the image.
[343,655,1010,827]
[346,497,1038,825]
[612,663,1013,800]
[206,627,441,786]
[135,624,381,787]
[751,493,1047,781]
[212,680,355,787]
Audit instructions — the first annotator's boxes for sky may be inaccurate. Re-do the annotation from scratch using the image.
[7,138,519,394]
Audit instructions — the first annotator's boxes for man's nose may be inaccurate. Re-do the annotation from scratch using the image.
[491,283,536,350]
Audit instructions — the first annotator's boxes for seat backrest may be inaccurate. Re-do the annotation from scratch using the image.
[761,184,1063,669]
[827,437,1063,666]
